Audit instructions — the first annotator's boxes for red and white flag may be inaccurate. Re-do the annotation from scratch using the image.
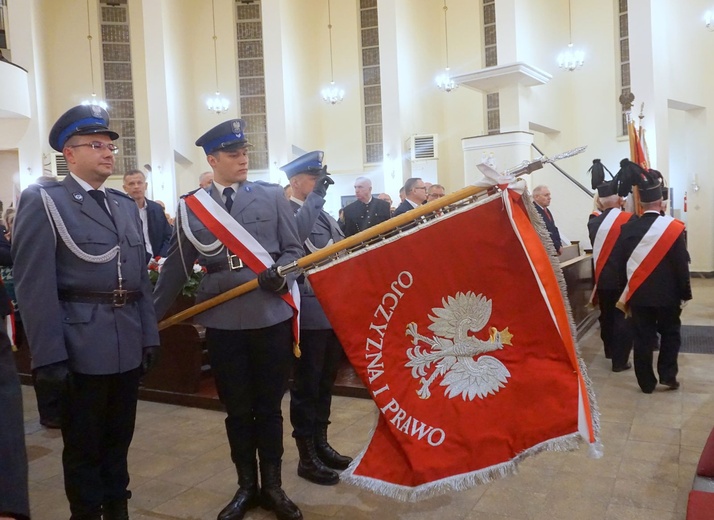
[307,188,599,500]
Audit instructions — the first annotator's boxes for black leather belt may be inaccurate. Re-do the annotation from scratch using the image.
[58,289,142,307]
[204,255,244,273]
[203,253,280,274]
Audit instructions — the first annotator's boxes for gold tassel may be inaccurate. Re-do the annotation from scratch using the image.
[293,341,301,358]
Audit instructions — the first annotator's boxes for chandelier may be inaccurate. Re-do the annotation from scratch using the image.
[206,0,230,113]
[557,0,584,71]
[321,0,345,105]
[81,0,108,109]
[435,0,458,92]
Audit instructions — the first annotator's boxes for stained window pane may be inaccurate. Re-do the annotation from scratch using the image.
[105,81,133,100]
[360,0,377,9]
[237,21,262,40]
[361,8,378,28]
[101,25,129,43]
[366,143,383,164]
[621,64,630,87]
[620,39,629,62]
[363,66,380,86]
[101,6,126,23]
[237,40,263,59]
[365,124,382,144]
[240,96,266,115]
[361,27,379,47]
[237,4,260,21]
[102,43,131,62]
[362,47,380,67]
[619,13,628,38]
[108,101,134,119]
[239,77,265,96]
[485,47,497,67]
[364,85,381,106]
[365,105,381,125]
[483,4,495,25]
[103,62,132,81]
[238,58,264,77]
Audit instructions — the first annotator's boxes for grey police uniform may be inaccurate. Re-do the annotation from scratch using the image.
[12,174,159,373]
[291,192,344,329]
[153,181,303,326]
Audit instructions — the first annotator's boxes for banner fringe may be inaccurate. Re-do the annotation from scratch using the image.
[521,191,602,450]
[340,431,586,502]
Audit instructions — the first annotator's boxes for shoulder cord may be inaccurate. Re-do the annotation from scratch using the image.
[40,188,123,282]
[176,198,224,277]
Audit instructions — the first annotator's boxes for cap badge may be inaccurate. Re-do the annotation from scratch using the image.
[91,105,103,118]
[232,120,242,135]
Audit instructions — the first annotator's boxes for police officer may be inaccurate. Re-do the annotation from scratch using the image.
[12,105,160,520]
[153,119,304,520]
[280,151,353,486]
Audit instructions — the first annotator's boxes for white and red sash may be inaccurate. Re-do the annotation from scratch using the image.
[617,214,685,310]
[184,188,301,351]
[592,208,632,283]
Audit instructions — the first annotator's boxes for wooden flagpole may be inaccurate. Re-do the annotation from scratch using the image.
[157,149,584,330]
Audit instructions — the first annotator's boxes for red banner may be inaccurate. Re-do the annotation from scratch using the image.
[307,189,598,500]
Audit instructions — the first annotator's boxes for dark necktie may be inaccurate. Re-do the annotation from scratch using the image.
[223,187,235,212]
[88,190,113,221]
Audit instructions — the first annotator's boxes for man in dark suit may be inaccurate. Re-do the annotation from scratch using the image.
[0,328,29,520]
[342,176,391,236]
[153,119,304,520]
[611,178,691,393]
[587,180,635,371]
[123,169,173,259]
[12,104,160,519]
[280,151,353,487]
[533,185,563,255]
[393,177,428,217]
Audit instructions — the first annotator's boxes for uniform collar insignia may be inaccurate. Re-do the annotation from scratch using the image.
[73,192,83,201]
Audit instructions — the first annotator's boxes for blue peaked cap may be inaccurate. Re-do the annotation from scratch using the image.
[195,119,251,154]
[279,151,324,179]
[49,104,119,152]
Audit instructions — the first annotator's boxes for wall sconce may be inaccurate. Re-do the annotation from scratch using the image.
[706,11,714,31]
[692,174,700,192]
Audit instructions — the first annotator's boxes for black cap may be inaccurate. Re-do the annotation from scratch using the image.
[49,104,119,152]
[195,119,251,155]
[639,179,664,203]
[279,151,324,179]
[596,181,618,198]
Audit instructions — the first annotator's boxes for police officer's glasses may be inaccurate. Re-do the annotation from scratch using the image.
[68,142,120,154]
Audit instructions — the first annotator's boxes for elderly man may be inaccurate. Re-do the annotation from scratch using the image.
[153,119,304,520]
[280,151,353,487]
[532,185,563,255]
[341,176,391,236]
[611,173,691,394]
[393,177,428,217]
[122,169,173,260]
[198,171,214,189]
[427,183,446,202]
[587,180,635,371]
[12,104,160,519]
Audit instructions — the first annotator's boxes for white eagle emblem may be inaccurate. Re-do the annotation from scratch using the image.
[405,291,514,401]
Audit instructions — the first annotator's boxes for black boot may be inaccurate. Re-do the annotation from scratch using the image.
[314,425,352,470]
[102,499,128,520]
[259,461,303,520]
[295,437,339,485]
[218,460,260,520]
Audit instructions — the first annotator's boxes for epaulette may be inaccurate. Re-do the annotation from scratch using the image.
[254,180,280,188]
[181,187,202,199]
[34,180,62,188]
[107,188,134,201]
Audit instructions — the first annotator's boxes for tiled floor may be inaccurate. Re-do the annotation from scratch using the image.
[22,277,714,519]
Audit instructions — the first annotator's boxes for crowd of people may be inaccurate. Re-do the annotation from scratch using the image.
[0,103,692,520]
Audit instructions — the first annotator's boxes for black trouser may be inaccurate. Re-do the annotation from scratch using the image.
[290,329,343,438]
[60,367,141,518]
[597,289,633,368]
[206,320,294,467]
[631,305,682,392]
